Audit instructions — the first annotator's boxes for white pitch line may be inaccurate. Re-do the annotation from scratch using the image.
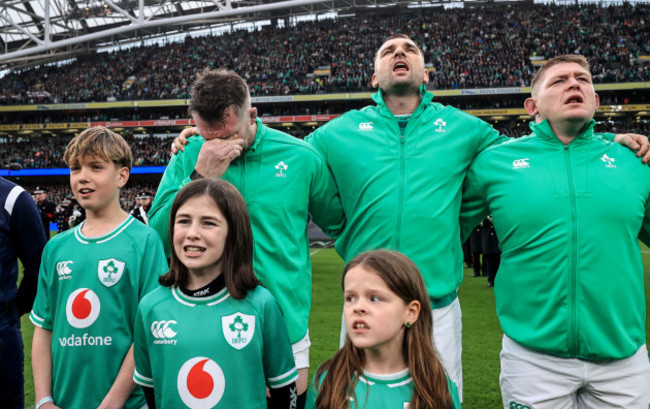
[642,250,650,254]
[310,248,323,256]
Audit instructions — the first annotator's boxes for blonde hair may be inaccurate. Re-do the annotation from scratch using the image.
[64,126,132,170]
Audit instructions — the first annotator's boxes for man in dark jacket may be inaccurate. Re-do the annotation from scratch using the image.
[0,178,47,408]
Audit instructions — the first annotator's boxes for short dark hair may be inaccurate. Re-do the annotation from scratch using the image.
[530,55,591,96]
[374,34,425,68]
[159,179,260,299]
[188,68,251,122]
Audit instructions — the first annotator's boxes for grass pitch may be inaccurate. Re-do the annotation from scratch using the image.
[21,244,650,408]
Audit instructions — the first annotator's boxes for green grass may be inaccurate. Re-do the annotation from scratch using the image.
[20,244,650,409]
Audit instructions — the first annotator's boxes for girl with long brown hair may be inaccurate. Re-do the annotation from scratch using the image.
[306,249,461,409]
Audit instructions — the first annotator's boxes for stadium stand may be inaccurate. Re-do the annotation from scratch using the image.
[2,3,649,103]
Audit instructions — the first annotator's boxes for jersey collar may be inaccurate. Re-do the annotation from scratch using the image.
[372,84,434,120]
[74,215,135,244]
[529,118,596,146]
[171,285,230,307]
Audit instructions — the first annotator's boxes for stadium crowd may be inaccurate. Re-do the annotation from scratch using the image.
[20,183,159,215]
[3,121,648,168]
[1,2,648,105]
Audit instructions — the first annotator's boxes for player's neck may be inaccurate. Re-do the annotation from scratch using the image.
[548,118,588,145]
[383,92,422,116]
[82,203,128,237]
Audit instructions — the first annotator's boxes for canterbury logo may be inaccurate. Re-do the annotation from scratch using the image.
[151,320,177,339]
[512,158,530,169]
[57,261,73,279]
[358,122,374,131]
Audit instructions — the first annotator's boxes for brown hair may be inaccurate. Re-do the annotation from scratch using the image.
[313,250,452,409]
[63,126,132,170]
[374,34,425,68]
[530,55,591,95]
[188,67,251,122]
[159,179,260,299]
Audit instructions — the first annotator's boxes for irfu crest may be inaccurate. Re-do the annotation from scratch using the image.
[97,258,125,287]
[221,313,255,350]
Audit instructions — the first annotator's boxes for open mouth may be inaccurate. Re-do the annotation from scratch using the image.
[79,188,94,195]
[184,246,206,254]
[353,321,368,329]
[393,61,409,72]
[565,95,584,104]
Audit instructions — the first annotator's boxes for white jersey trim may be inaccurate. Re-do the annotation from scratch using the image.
[171,288,197,307]
[74,216,135,244]
[267,367,300,389]
[388,378,413,388]
[29,311,45,328]
[98,217,135,243]
[5,185,24,215]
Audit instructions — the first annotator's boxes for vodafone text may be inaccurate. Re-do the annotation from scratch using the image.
[58,333,113,347]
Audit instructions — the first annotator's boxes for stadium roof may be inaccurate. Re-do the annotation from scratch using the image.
[2,0,644,71]
[0,0,533,71]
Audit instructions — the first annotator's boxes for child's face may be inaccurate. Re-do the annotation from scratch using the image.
[173,195,228,279]
[69,155,128,215]
[344,265,417,355]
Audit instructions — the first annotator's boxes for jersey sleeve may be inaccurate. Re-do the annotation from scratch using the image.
[29,242,54,330]
[447,376,462,409]
[307,151,345,240]
[261,293,299,389]
[304,368,325,409]
[138,229,169,298]
[476,118,508,155]
[133,303,154,388]
[149,138,202,257]
[12,189,47,315]
[460,156,490,243]
[639,188,650,247]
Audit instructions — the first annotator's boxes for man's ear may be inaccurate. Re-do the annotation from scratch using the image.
[249,107,258,124]
[371,73,379,89]
[422,68,429,85]
[594,93,600,111]
[524,97,539,117]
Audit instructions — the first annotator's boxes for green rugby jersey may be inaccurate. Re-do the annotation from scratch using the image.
[305,368,461,408]
[461,119,650,360]
[133,284,299,409]
[30,216,167,409]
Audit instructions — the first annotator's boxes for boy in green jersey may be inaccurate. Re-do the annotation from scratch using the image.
[30,127,168,409]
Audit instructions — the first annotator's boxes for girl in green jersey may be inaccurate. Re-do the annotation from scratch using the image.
[307,250,461,409]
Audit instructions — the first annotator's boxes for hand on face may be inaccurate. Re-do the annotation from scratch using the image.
[194,137,245,180]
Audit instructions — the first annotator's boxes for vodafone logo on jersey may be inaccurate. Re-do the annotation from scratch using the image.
[66,288,101,328]
[177,357,225,408]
